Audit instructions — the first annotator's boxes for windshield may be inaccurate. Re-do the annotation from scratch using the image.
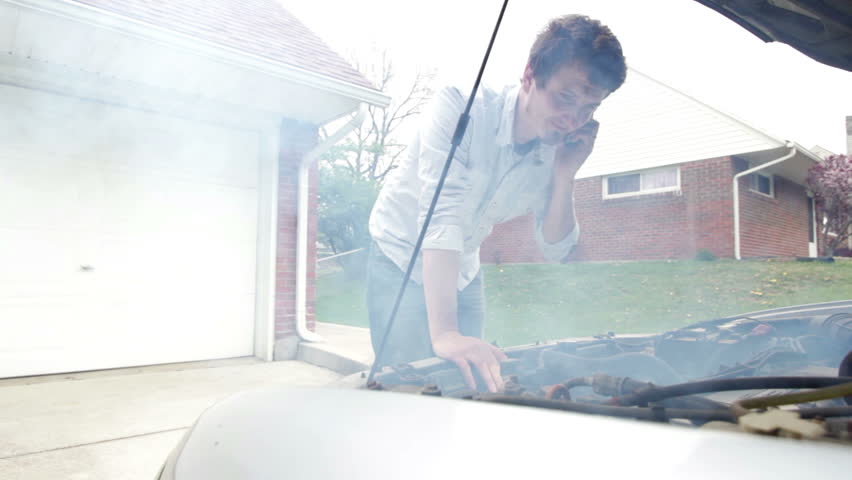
[303,0,851,387]
[1,1,851,478]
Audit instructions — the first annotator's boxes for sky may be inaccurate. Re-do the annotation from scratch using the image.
[282,0,852,154]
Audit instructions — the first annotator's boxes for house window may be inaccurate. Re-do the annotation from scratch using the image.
[604,166,680,198]
[749,172,774,197]
[607,174,640,194]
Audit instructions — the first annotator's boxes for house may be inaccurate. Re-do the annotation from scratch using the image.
[810,145,837,160]
[480,69,822,264]
[0,0,388,378]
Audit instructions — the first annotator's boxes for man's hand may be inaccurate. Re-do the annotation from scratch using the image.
[553,118,599,183]
[423,249,506,392]
[432,331,508,393]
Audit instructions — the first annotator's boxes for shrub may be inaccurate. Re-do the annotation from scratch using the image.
[695,249,719,261]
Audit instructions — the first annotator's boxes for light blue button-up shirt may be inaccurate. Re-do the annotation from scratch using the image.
[369,84,580,290]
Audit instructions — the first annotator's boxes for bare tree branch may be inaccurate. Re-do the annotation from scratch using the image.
[321,48,435,187]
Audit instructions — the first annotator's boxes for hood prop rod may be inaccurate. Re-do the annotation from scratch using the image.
[368,0,510,383]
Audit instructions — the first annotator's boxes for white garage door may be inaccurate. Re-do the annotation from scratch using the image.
[0,85,260,378]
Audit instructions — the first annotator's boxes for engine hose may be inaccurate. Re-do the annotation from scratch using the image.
[479,395,852,423]
[736,381,852,411]
[798,406,852,419]
[612,376,852,406]
[581,374,727,410]
[480,394,736,422]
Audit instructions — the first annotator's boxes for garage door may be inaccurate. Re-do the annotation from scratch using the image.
[0,85,260,378]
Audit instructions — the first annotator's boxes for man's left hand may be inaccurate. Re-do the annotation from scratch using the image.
[553,119,599,183]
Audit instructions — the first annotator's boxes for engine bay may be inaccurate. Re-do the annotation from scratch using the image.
[367,303,852,444]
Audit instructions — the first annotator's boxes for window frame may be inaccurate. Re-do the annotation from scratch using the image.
[748,170,775,198]
[602,166,681,199]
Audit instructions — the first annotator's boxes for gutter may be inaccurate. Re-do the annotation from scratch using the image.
[295,105,367,342]
[733,142,797,260]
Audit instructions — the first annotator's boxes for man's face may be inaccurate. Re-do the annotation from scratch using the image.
[521,61,610,145]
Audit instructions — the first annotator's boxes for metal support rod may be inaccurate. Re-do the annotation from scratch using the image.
[368,0,510,383]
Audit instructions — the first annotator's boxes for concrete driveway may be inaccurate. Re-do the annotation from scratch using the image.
[0,358,341,480]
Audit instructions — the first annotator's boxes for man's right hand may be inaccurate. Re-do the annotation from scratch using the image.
[432,331,508,393]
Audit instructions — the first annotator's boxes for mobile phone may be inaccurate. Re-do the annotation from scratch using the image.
[563,118,599,146]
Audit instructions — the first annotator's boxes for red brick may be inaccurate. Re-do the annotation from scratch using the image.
[274,119,320,339]
[481,156,811,263]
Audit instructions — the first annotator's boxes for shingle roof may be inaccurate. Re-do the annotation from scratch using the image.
[67,0,376,91]
[577,68,785,179]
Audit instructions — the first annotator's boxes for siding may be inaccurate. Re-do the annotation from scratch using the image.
[576,69,782,180]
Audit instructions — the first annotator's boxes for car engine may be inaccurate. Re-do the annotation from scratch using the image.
[367,302,852,444]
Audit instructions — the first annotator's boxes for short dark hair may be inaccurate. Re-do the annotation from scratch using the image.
[527,14,627,92]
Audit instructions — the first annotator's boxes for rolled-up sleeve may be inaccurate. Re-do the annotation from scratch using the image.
[417,86,472,253]
[534,191,580,262]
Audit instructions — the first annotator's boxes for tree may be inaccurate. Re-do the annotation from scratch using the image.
[324,50,435,184]
[317,164,379,279]
[317,51,435,277]
[806,154,852,256]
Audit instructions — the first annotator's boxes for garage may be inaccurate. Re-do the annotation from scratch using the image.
[0,84,262,377]
[0,0,387,379]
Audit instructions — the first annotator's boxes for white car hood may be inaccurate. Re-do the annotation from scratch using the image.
[162,385,852,479]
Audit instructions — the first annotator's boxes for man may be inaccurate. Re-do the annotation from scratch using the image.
[367,14,627,392]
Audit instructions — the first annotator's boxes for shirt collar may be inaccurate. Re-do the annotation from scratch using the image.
[496,84,554,166]
[495,84,520,147]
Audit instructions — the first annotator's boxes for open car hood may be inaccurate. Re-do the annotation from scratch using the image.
[695,0,852,71]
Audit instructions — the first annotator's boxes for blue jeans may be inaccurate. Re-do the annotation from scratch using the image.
[366,241,485,368]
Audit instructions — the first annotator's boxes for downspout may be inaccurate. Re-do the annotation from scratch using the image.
[733,142,796,260]
[295,105,367,342]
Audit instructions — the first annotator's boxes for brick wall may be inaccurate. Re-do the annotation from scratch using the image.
[480,216,545,264]
[481,156,740,262]
[480,155,814,263]
[738,172,810,258]
[275,118,319,340]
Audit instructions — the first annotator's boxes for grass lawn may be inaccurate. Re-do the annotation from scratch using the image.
[316,258,852,347]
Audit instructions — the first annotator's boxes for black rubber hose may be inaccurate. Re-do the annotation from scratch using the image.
[480,396,852,423]
[579,374,727,410]
[659,395,729,411]
[613,376,852,406]
[840,350,852,405]
[480,394,736,422]
[798,406,852,419]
